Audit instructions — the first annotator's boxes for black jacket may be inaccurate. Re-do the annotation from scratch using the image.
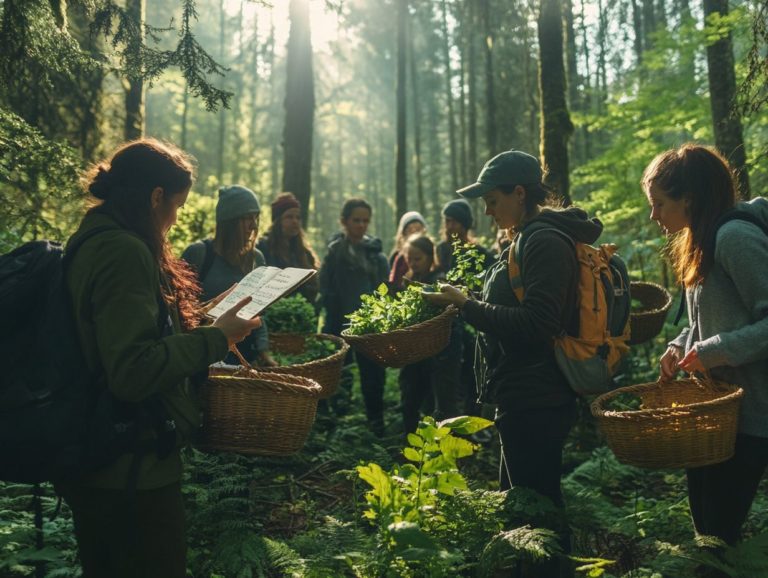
[462,208,603,409]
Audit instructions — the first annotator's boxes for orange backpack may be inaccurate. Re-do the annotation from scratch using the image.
[508,225,631,395]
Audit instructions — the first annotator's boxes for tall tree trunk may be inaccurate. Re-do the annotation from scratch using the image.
[522,13,538,152]
[217,0,226,183]
[283,0,315,222]
[440,0,459,192]
[563,0,580,162]
[538,0,573,204]
[458,46,468,184]
[642,0,656,52]
[395,0,407,219]
[249,8,260,184]
[466,0,478,179]
[268,10,279,194]
[578,0,592,158]
[482,0,497,158]
[181,81,189,149]
[596,0,608,114]
[630,0,644,66]
[231,0,245,183]
[408,12,426,216]
[703,0,750,197]
[124,0,144,140]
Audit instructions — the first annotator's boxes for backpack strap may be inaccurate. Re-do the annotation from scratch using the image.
[62,225,117,270]
[199,239,216,282]
[508,225,575,302]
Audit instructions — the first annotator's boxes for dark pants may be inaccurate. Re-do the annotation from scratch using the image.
[495,401,577,578]
[356,349,386,427]
[400,345,460,435]
[57,481,187,578]
[687,433,768,545]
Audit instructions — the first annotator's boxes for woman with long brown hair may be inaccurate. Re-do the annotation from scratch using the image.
[183,185,276,366]
[643,144,768,553]
[61,139,260,577]
[257,192,319,305]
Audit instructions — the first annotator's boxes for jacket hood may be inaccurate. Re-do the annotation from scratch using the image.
[66,210,124,252]
[734,197,768,225]
[524,207,603,245]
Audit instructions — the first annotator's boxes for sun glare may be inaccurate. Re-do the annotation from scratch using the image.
[223,0,341,56]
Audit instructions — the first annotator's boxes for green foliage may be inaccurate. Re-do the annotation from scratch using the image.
[272,336,338,366]
[167,189,216,256]
[477,526,562,578]
[345,284,442,335]
[355,415,493,575]
[446,235,485,292]
[0,108,84,252]
[263,294,318,334]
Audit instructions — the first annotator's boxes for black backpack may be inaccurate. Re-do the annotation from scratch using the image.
[0,228,176,484]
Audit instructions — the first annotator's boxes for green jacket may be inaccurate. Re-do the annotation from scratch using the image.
[66,212,229,489]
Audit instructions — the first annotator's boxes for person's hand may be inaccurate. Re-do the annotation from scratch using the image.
[212,296,262,347]
[659,345,683,379]
[678,348,705,374]
[421,283,469,309]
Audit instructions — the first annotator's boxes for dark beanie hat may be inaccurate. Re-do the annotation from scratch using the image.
[271,192,301,222]
[216,185,260,223]
[442,198,473,230]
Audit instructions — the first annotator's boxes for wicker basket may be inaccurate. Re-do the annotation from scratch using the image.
[199,369,321,456]
[341,306,458,368]
[629,281,673,345]
[259,333,349,399]
[591,377,743,469]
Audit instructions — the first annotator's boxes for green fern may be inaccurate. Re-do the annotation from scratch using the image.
[477,526,562,578]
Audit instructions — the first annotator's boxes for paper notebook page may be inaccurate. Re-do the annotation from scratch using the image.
[232,268,314,319]
[206,266,280,319]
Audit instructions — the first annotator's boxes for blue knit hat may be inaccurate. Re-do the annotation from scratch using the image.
[216,185,261,223]
[442,198,473,230]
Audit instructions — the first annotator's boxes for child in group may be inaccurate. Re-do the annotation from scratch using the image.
[643,144,768,557]
[389,210,428,288]
[320,198,389,436]
[396,234,459,434]
[257,192,320,306]
[182,185,276,366]
[59,139,260,578]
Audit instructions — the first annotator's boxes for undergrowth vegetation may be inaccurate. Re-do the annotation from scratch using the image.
[1,323,767,577]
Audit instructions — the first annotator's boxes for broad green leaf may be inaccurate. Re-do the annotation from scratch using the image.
[438,415,494,435]
[440,435,475,459]
[403,447,423,462]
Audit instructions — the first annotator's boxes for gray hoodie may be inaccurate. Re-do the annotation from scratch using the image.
[671,197,768,438]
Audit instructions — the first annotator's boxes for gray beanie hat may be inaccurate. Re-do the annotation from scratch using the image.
[442,198,473,230]
[398,210,427,234]
[216,185,261,223]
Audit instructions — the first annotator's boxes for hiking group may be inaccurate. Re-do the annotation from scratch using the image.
[1,138,766,578]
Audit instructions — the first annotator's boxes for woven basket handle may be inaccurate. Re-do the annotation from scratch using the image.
[230,346,255,371]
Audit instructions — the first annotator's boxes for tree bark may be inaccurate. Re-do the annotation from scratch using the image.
[466,0,478,179]
[395,0,407,219]
[482,0,497,158]
[283,0,315,222]
[124,0,144,140]
[440,0,459,192]
[537,0,573,204]
[408,12,425,216]
[217,0,226,184]
[703,0,750,197]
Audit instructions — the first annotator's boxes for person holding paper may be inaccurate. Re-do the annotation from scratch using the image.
[320,198,389,437]
[59,139,261,578]
[182,185,277,366]
[257,192,320,307]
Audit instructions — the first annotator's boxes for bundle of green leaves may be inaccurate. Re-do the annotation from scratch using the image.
[446,235,486,293]
[344,283,442,336]
[262,294,318,334]
[271,335,339,366]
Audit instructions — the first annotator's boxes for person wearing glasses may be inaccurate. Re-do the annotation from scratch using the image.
[182,185,276,366]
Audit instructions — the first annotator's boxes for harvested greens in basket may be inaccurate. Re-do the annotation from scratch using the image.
[345,284,442,336]
[446,235,486,292]
[271,335,339,366]
[263,294,317,333]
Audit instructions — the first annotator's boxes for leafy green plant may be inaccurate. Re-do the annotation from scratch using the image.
[263,293,318,334]
[345,284,442,336]
[446,235,486,292]
[355,415,493,575]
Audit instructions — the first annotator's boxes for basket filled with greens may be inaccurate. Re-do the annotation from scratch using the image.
[629,281,672,345]
[263,294,319,353]
[199,369,321,456]
[260,333,349,399]
[341,284,458,368]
